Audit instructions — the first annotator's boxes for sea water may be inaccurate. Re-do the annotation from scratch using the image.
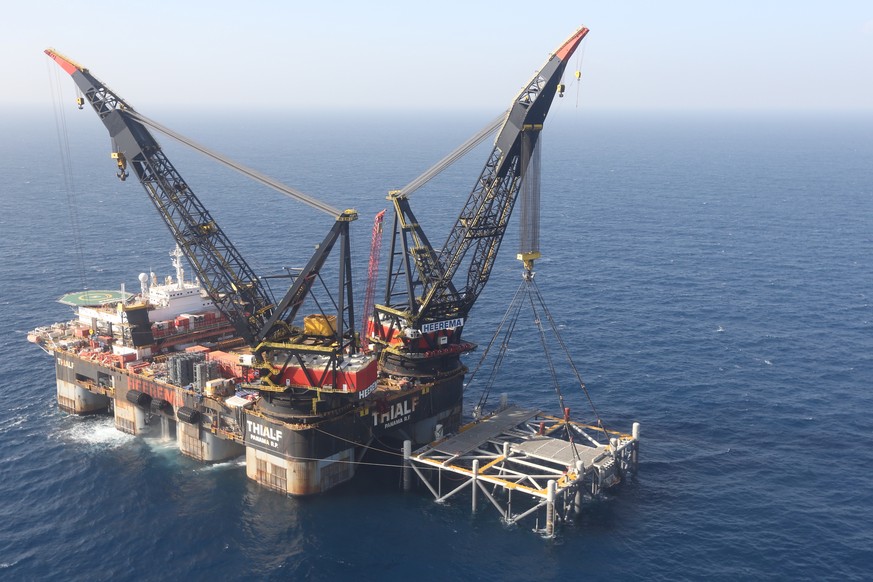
[0,107,871,580]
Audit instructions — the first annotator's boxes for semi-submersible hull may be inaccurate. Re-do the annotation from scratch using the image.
[50,337,464,495]
[31,249,468,495]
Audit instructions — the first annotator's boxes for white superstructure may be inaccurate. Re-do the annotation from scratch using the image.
[144,246,215,321]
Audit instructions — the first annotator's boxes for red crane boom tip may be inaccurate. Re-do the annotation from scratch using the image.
[44,48,84,76]
[555,27,589,62]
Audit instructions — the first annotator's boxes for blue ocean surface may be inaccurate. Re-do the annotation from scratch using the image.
[0,106,871,580]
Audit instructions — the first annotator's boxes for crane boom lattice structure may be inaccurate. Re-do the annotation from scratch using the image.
[374,27,589,373]
[361,210,386,353]
[43,54,276,345]
[43,49,361,394]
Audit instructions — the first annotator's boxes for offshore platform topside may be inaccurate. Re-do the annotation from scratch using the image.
[31,28,636,501]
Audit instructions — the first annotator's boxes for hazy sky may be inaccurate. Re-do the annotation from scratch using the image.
[6,0,873,112]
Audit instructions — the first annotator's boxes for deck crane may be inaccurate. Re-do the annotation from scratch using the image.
[371,27,589,378]
[360,210,386,354]
[44,49,371,414]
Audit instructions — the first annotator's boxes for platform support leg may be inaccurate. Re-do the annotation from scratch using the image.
[160,416,175,441]
[631,422,640,474]
[572,460,584,515]
[402,440,412,492]
[546,479,557,537]
[471,459,479,513]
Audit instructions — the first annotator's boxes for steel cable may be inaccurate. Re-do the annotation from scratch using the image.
[525,282,580,461]
[467,278,528,412]
[47,58,88,291]
[397,111,507,198]
[127,110,342,218]
[530,277,610,440]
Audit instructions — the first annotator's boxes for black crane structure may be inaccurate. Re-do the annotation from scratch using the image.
[375,28,589,363]
[45,26,589,403]
[44,50,359,395]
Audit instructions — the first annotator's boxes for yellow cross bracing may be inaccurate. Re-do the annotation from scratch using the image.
[404,405,639,536]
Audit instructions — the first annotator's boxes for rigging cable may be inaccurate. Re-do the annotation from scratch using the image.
[467,278,528,413]
[397,110,507,198]
[126,110,342,218]
[314,425,406,459]
[524,280,580,460]
[574,36,587,109]
[530,276,611,441]
[464,273,610,445]
[47,57,88,291]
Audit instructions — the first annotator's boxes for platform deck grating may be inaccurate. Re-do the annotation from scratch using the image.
[511,437,607,467]
[430,405,540,457]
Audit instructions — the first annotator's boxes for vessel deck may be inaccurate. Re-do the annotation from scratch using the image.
[58,289,133,306]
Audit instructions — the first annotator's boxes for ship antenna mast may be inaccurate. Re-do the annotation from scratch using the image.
[171,245,185,289]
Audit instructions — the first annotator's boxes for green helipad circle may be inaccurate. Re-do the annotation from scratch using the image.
[58,290,133,307]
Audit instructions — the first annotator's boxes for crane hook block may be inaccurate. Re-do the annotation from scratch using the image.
[76,97,85,109]
[111,152,128,181]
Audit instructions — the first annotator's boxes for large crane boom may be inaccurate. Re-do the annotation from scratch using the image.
[376,28,588,354]
[44,49,275,345]
[429,27,588,320]
[45,50,360,388]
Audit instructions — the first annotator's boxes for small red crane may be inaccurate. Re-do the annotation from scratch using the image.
[360,210,386,353]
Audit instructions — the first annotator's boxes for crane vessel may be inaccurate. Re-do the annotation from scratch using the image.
[30,28,637,502]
